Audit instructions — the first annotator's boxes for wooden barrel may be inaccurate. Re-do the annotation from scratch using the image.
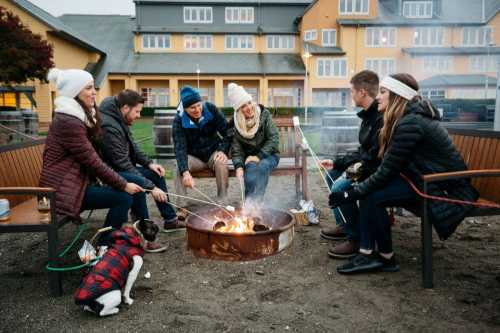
[153,109,177,159]
[0,110,25,145]
[320,111,360,156]
[21,110,39,137]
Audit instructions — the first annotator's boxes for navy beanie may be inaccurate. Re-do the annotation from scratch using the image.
[180,86,202,108]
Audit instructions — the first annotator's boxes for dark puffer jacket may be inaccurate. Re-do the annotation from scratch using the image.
[39,114,127,220]
[172,102,231,174]
[356,99,478,239]
[99,96,155,189]
[333,101,383,180]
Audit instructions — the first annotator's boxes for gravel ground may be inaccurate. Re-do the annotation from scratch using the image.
[1,160,500,332]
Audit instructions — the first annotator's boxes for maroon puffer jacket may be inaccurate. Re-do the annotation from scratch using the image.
[40,113,127,220]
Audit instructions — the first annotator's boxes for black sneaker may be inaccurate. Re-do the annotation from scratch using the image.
[163,219,186,233]
[336,253,383,274]
[378,254,400,272]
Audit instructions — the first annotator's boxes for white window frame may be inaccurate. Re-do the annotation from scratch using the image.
[413,27,444,47]
[403,1,433,18]
[462,27,493,47]
[312,89,349,107]
[184,35,213,50]
[469,55,500,72]
[339,0,369,16]
[266,35,296,51]
[364,58,396,78]
[317,58,348,78]
[421,89,446,99]
[422,56,453,73]
[321,29,337,47]
[225,7,254,24]
[141,88,170,107]
[224,35,255,50]
[365,27,397,47]
[141,34,171,50]
[304,29,318,41]
[183,7,213,24]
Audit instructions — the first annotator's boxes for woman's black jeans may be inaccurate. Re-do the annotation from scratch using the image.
[359,175,417,253]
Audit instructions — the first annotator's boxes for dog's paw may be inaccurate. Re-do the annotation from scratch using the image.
[123,296,134,305]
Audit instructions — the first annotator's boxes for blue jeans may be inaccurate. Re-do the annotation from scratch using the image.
[244,154,280,200]
[359,175,417,253]
[328,169,359,241]
[120,167,177,222]
[80,185,134,246]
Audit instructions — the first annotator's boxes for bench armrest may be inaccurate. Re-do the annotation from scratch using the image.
[422,169,500,183]
[0,187,56,195]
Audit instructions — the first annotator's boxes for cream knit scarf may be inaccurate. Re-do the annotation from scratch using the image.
[234,103,261,139]
[54,96,97,128]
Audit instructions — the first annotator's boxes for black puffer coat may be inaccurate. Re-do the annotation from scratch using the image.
[356,99,478,240]
[333,101,383,180]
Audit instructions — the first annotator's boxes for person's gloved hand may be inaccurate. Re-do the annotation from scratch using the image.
[328,190,361,208]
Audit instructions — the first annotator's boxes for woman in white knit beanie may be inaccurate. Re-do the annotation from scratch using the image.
[227,83,280,201]
[40,68,143,251]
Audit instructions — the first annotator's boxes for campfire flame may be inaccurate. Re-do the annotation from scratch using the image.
[214,215,256,233]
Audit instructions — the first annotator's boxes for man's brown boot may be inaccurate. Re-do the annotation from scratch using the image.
[320,225,346,241]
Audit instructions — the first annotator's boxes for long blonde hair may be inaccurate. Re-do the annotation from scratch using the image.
[378,73,419,158]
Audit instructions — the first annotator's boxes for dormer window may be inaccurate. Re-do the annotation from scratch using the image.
[403,1,433,18]
[184,7,212,24]
[339,0,369,16]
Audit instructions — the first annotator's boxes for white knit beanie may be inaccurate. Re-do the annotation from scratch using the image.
[47,68,94,98]
[227,83,252,111]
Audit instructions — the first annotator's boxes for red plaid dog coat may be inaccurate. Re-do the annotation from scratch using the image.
[74,227,145,305]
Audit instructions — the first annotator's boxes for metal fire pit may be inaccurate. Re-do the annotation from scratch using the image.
[186,206,294,261]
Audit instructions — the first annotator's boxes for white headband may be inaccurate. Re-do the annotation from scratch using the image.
[380,76,418,101]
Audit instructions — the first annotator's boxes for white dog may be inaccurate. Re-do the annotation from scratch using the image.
[74,219,159,316]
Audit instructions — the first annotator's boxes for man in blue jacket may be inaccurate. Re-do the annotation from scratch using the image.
[172,86,231,202]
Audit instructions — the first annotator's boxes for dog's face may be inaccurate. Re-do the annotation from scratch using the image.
[137,219,159,242]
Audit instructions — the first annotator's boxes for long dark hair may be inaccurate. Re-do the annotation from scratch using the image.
[378,73,419,158]
[74,97,102,141]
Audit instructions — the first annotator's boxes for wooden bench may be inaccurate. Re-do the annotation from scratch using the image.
[407,128,500,288]
[0,139,64,296]
[190,116,309,201]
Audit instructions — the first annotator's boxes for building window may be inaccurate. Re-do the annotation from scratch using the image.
[225,35,255,50]
[142,34,171,49]
[304,29,317,41]
[469,55,500,72]
[141,88,169,107]
[183,7,212,23]
[463,27,492,46]
[365,58,396,78]
[184,35,213,50]
[224,86,258,106]
[267,87,302,107]
[403,1,433,18]
[266,35,295,50]
[365,27,396,47]
[339,0,369,15]
[421,89,445,99]
[321,29,337,47]
[413,27,444,46]
[422,56,453,73]
[225,7,254,24]
[317,58,348,78]
[312,89,349,107]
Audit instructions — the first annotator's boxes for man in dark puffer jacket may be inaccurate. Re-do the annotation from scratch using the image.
[100,90,181,239]
[330,73,478,275]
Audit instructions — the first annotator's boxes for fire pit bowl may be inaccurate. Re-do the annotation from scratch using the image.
[186,206,294,261]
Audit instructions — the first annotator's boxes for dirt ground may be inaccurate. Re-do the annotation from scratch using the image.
[1,161,500,332]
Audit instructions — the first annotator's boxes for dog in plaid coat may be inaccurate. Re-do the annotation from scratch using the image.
[74,219,159,316]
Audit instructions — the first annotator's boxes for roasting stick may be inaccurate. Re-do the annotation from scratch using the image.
[191,186,236,217]
[165,199,213,224]
[292,116,348,225]
[144,189,235,218]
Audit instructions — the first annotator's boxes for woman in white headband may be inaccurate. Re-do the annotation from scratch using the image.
[329,73,478,275]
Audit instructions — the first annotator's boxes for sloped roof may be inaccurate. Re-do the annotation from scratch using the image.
[403,47,500,56]
[303,42,345,55]
[9,0,105,54]
[420,74,497,87]
[60,14,305,87]
[339,0,500,26]
[134,0,312,4]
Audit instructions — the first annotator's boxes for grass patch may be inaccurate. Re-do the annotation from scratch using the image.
[131,117,155,157]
